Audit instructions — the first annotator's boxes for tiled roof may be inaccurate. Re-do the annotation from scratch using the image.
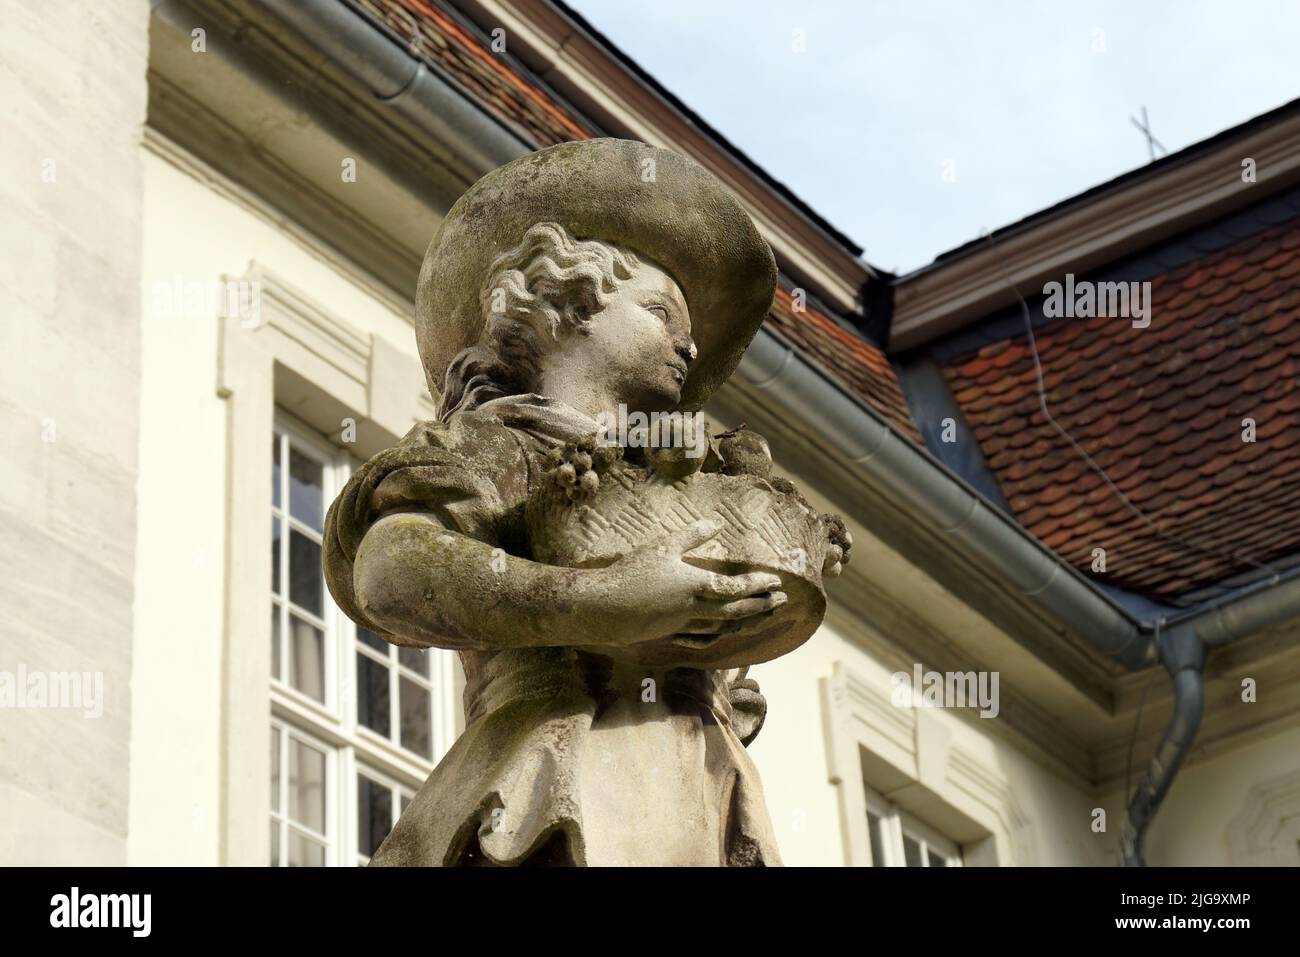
[769,287,922,442]
[939,218,1300,601]
[355,0,594,145]
[354,0,922,441]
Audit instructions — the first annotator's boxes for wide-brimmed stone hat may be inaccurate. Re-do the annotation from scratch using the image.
[415,138,777,412]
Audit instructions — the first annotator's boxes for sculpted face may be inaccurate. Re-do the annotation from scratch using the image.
[555,257,697,415]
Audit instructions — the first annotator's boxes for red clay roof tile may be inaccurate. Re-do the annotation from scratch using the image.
[941,217,1300,600]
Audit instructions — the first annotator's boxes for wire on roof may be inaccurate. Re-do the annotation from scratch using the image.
[978,229,1282,584]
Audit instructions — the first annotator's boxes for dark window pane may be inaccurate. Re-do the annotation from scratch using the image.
[288,739,326,832]
[272,433,282,508]
[271,517,282,595]
[289,447,324,532]
[867,811,886,867]
[903,833,923,867]
[400,677,432,759]
[289,616,325,702]
[357,775,393,857]
[357,627,387,654]
[271,820,280,867]
[928,848,947,867]
[288,529,323,615]
[357,653,391,737]
[398,645,429,675]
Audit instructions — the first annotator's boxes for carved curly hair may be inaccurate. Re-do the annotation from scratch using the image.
[437,223,641,420]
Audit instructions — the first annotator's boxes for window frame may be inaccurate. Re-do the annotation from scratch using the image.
[270,422,340,715]
[863,784,963,867]
[269,409,456,867]
[354,763,416,866]
[270,718,339,867]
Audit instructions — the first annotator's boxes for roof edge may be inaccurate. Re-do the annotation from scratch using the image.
[890,97,1300,351]
[453,0,876,314]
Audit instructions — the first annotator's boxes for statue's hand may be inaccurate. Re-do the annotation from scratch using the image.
[727,675,767,747]
[589,520,787,647]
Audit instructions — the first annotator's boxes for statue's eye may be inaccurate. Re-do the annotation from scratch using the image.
[646,304,669,323]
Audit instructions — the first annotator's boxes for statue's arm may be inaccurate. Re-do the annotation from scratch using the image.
[353,512,604,651]
[352,512,785,652]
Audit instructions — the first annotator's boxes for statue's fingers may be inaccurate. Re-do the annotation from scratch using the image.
[699,570,782,599]
[705,592,787,620]
[678,619,744,635]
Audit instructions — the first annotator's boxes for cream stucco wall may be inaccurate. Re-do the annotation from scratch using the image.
[748,617,1107,866]
[128,145,424,864]
[1098,722,1300,867]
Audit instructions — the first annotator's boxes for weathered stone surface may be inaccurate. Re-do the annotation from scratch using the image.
[323,138,850,866]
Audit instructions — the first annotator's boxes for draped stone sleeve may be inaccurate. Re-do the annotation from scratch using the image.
[323,412,530,644]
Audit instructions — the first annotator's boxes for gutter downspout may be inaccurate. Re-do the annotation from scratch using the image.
[1118,567,1300,864]
[1120,624,1205,867]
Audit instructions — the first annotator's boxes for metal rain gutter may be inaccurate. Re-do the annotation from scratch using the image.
[152,0,532,187]
[736,326,1154,668]
[1120,567,1300,864]
[737,327,1300,865]
[251,0,534,174]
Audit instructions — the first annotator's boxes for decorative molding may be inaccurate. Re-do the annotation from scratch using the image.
[1226,767,1300,866]
[238,262,371,388]
[820,660,1036,865]
[210,260,434,862]
[821,656,914,787]
[823,587,1096,787]
[891,107,1300,349]
[217,261,431,453]
[144,94,421,322]
[947,746,1037,866]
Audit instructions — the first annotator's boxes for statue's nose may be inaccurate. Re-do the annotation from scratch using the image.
[677,339,698,365]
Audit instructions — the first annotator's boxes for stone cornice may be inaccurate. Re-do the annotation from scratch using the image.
[891,104,1300,350]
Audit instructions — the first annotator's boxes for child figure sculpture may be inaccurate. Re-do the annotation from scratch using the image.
[324,139,849,866]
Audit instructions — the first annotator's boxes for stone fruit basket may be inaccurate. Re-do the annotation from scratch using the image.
[526,451,837,669]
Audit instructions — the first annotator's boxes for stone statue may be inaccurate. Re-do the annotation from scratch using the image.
[324,139,850,866]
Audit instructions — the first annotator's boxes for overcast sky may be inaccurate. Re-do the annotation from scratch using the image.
[567,0,1300,274]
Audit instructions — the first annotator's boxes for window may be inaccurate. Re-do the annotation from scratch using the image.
[863,785,963,867]
[356,628,437,760]
[270,721,335,866]
[356,766,415,866]
[270,413,456,866]
[271,429,330,704]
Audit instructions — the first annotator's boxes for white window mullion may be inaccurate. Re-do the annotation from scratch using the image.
[270,411,452,867]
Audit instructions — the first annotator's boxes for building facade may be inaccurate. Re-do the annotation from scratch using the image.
[3,0,1299,867]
